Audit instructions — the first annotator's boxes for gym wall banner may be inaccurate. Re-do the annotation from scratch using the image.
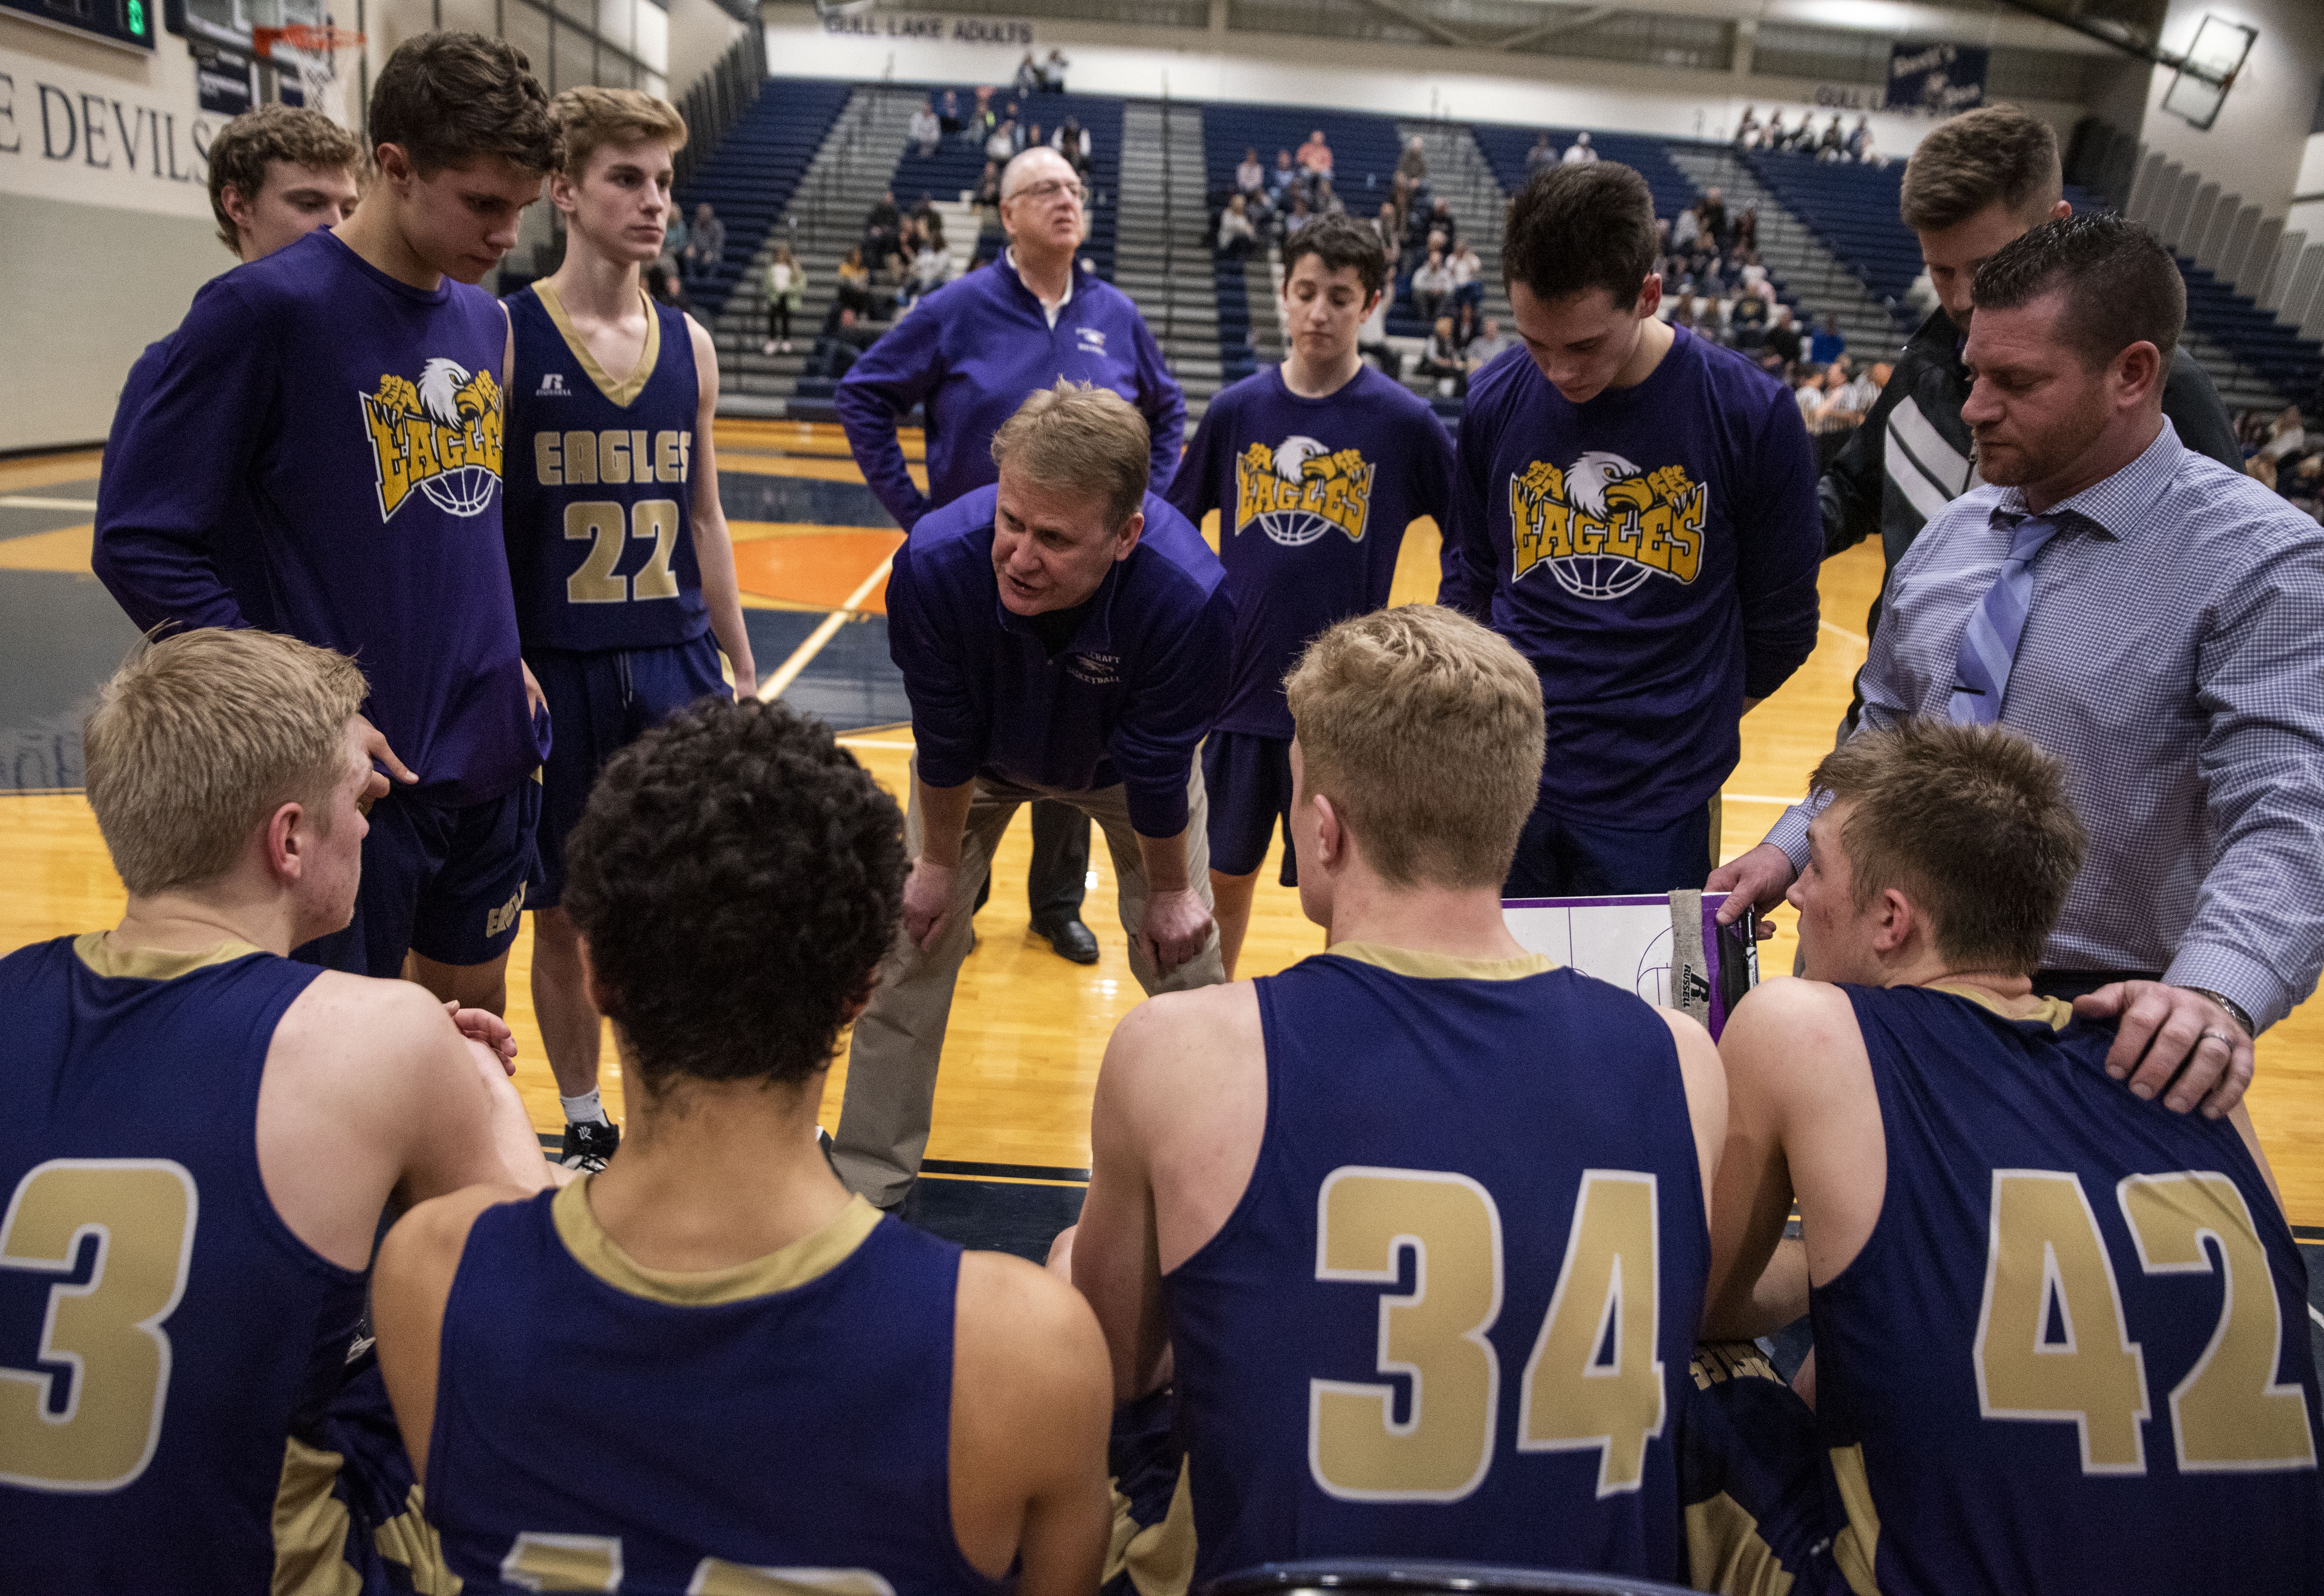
[0,43,218,215]
[817,12,1033,48]
[1886,41,1987,118]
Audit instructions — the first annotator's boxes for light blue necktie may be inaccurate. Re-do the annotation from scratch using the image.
[1947,513,2062,725]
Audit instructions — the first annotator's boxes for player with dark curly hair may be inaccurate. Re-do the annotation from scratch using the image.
[370,697,1114,1595]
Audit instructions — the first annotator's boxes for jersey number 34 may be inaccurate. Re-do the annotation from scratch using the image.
[1309,1165,1666,1504]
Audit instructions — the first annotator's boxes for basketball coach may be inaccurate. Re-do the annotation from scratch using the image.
[1715,215,2324,1118]
[832,383,1230,1212]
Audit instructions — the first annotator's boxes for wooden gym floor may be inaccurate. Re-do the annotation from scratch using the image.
[3,425,2320,1284]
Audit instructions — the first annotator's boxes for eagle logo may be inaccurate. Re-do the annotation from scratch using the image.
[1507,451,1706,600]
[1232,436,1375,548]
[359,358,504,520]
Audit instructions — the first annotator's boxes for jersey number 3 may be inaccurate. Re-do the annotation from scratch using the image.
[1309,1166,1665,1504]
[0,1159,198,1492]
[1973,1168,2316,1474]
[566,500,683,605]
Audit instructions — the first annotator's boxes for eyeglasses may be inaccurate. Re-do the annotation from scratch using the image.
[1006,178,1086,205]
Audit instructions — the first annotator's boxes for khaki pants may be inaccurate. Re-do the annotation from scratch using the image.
[833,760,1226,1207]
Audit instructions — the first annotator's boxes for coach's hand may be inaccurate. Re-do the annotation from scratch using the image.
[903,858,958,952]
[1139,888,1214,978]
[521,660,548,720]
[2074,981,2253,1118]
[356,714,419,786]
[445,1001,519,1073]
[1707,843,1798,939]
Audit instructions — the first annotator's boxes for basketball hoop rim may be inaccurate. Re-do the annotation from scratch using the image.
[252,22,365,59]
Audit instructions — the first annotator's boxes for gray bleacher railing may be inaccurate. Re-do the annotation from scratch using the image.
[674,27,771,193]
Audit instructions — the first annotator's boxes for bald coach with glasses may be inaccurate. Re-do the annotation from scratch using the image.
[838,144,1187,967]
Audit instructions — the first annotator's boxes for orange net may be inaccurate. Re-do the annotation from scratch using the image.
[252,22,364,58]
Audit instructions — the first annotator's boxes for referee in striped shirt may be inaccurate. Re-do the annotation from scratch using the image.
[1714,212,2324,1118]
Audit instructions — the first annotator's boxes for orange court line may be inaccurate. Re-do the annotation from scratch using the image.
[714,418,925,462]
[731,529,901,614]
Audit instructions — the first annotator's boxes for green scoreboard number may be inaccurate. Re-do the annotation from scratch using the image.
[2,0,156,50]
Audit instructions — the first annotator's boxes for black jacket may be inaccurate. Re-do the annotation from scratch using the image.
[1819,306,2241,727]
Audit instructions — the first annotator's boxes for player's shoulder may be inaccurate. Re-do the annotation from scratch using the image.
[273,970,458,1070]
[1722,976,1863,1066]
[1462,341,1538,421]
[1681,326,1790,408]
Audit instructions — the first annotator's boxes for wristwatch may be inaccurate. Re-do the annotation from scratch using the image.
[2185,987,2254,1037]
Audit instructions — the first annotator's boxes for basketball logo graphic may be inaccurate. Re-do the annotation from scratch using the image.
[1233,436,1375,547]
[1508,451,1707,600]
[359,357,505,520]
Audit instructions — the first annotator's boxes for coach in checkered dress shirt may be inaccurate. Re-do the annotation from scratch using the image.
[1715,213,2324,1117]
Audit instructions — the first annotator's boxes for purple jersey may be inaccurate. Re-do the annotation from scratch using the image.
[1438,331,1820,825]
[94,229,541,807]
[1167,364,1454,738]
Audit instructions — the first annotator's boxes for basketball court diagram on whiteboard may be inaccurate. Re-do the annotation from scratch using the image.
[1502,888,1760,1037]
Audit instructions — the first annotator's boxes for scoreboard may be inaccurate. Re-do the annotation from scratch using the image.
[0,0,155,51]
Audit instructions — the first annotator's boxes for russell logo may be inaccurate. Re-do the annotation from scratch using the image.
[536,372,570,397]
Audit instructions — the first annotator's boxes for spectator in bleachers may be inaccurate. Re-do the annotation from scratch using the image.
[1311,175,1345,216]
[909,98,941,157]
[1561,130,1596,165]
[1467,315,1512,365]
[1267,148,1298,205]
[681,201,724,286]
[660,207,686,272]
[2252,404,2305,488]
[985,118,1017,163]
[1816,115,1846,159]
[905,234,953,306]
[1733,203,1758,251]
[1297,129,1332,176]
[1282,195,1313,236]
[968,86,996,146]
[810,305,880,380]
[862,189,901,262]
[1236,146,1265,201]
[1025,120,1045,156]
[1417,313,1470,396]
[1764,302,1802,370]
[1762,110,1788,150]
[763,242,804,355]
[1699,184,1728,245]
[1818,103,2239,736]
[1441,160,1820,897]
[1729,289,1769,349]
[1053,117,1093,178]
[1041,48,1069,90]
[1420,194,1457,245]
[1014,51,1040,100]
[1409,245,1453,324]
[1356,289,1399,379]
[939,88,962,135]
[1846,113,1871,160]
[1217,194,1256,259]
[1368,200,1398,254]
[975,160,1002,210]
[1448,237,1484,314]
[1735,105,1762,145]
[1398,134,1427,180]
[1528,130,1557,171]
[1671,204,1699,251]
[835,244,876,320]
[1808,311,1846,366]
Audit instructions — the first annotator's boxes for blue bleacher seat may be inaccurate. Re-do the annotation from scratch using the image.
[670,79,853,318]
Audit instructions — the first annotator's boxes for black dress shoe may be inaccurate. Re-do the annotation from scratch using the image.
[1033,914,1100,964]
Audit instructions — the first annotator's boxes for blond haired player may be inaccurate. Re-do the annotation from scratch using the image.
[1061,605,1726,1587]
[0,628,556,1591]
[503,86,757,1169]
